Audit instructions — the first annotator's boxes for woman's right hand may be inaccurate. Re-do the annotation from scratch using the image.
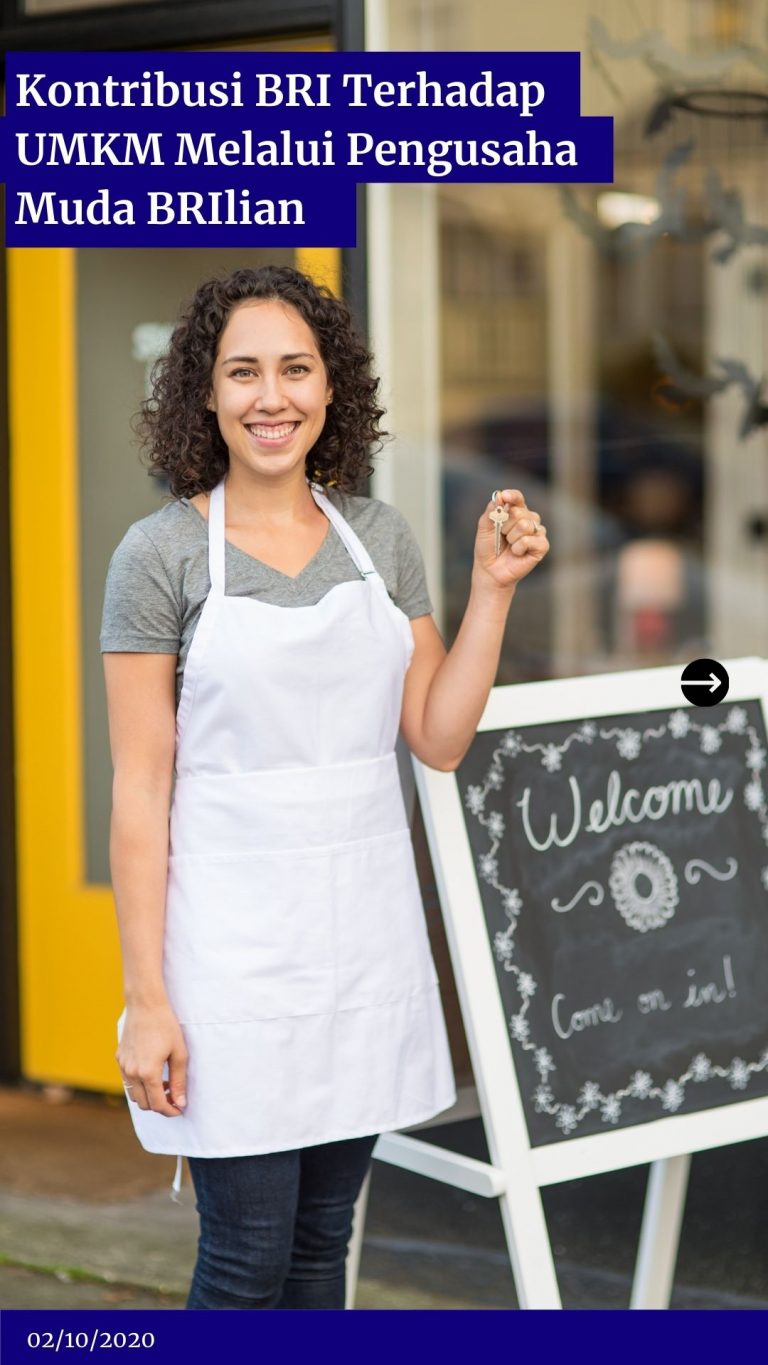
[117,1001,188,1117]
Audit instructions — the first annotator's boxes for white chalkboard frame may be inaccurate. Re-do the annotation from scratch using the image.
[406,655,768,1306]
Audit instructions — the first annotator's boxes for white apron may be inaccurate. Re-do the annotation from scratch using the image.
[117,475,456,1194]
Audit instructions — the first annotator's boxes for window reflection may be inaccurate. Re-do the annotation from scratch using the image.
[432,0,768,678]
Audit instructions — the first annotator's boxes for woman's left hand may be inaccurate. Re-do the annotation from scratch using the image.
[472,488,550,593]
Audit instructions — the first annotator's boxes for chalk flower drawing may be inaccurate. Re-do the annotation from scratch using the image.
[661,1080,684,1112]
[700,725,722,755]
[502,731,523,756]
[493,931,514,963]
[629,1070,653,1099]
[534,1048,555,1077]
[478,852,499,882]
[616,728,642,760]
[579,1081,601,1110]
[464,704,768,1137]
[691,1054,712,1082]
[601,1095,622,1124]
[541,744,563,773]
[487,811,505,839]
[730,1059,749,1090]
[517,971,536,999]
[557,1105,578,1134]
[609,841,679,933]
[668,709,690,739]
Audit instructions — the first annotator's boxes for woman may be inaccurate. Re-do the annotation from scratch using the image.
[101,265,549,1310]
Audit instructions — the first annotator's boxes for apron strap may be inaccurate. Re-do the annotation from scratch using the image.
[208,477,379,590]
[169,1153,184,1203]
[309,483,379,580]
[207,480,227,593]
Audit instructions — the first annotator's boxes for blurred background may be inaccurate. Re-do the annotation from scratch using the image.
[1,0,767,1309]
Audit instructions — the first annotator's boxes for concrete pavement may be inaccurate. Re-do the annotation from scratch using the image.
[2,1082,768,1310]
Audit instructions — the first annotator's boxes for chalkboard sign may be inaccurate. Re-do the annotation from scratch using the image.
[400,659,768,1305]
[455,678,768,1148]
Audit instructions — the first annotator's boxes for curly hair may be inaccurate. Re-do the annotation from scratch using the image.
[134,265,387,498]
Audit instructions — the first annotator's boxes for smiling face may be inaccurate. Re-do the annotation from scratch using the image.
[207,298,333,482]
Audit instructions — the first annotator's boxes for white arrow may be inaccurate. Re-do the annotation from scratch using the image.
[684,672,721,692]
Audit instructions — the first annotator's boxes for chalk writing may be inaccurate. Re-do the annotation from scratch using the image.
[517,770,733,853]
[637,988,672,1013]
[683,956,736,1008]
[551,993,623,1041]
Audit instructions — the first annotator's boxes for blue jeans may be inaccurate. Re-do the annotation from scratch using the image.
[185,1134,378,1309]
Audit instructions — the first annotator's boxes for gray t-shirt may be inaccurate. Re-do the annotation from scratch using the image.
[100,488,434,710]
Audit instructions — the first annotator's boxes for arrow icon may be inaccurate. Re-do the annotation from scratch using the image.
[684,673,720,692]
[680,658,730,707]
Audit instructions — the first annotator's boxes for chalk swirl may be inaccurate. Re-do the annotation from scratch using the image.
[551,881,604,913]
[684,857,738,884]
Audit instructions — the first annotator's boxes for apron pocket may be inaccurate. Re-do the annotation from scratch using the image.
[331,829,439,1010]
[164,848,335,1024]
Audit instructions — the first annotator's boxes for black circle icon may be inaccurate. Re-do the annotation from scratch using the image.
[680,658,730,707]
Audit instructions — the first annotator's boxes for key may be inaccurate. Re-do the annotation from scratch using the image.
[489,502,509,556]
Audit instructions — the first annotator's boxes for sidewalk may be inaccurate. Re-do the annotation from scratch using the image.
[2,1082,768,1310]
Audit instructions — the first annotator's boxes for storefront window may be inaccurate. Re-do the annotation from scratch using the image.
[382,0,768,681]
